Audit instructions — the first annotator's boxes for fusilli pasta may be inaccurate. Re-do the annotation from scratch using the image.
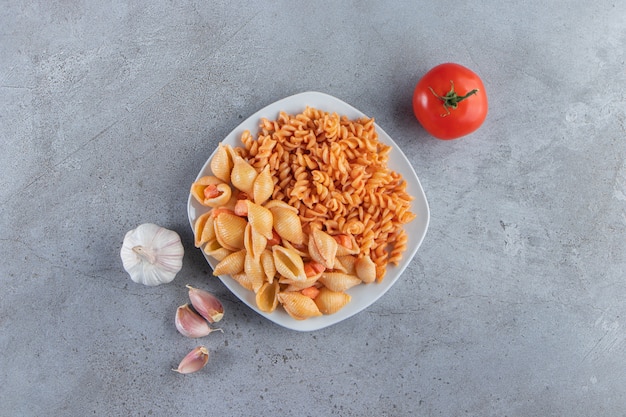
[233,106,415,282]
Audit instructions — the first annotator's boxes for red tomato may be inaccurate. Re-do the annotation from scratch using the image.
[412,63,488,140]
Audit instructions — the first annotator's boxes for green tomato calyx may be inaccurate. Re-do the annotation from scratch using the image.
[429,80,478,117]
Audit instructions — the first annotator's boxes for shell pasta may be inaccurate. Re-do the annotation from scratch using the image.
[191,107,416,319]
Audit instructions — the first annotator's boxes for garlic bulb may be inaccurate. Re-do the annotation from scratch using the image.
[120,223,184,286]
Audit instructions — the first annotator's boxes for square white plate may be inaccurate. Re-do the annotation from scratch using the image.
[187,91,429,331]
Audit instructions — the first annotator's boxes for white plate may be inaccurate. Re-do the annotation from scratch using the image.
[187,91,429,331]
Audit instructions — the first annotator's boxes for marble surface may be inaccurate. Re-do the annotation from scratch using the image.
[1,1,625,416]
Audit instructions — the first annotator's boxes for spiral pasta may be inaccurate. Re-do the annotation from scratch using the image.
[235,107,416,282]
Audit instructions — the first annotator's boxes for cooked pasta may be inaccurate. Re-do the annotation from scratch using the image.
[237,107,415,282]
[191,106,417,319]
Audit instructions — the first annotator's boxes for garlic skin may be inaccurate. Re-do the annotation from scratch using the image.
[175,304,223,338]
[173,346,210,374]
[120,223,184,286]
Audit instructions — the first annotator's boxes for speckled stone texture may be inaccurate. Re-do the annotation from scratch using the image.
[1,1,625,416]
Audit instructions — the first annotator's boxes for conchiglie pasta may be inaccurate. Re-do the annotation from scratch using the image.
[210,143,234,183]
[279,274,320,291]
[313,287,351,315]
[355,255,377,284]
[244,253,265,293]
[334,255,357,275]
[255,281,280,313]
[190,176,227,207]
[308,228,338,269]
[244,222,267,262]
[272,245,307,282]
[230,154,258,195]
[253,165,274,205]
[282,239,309,258]
[270,206,304,245]
[193,211,214,248]
[213,249,246,276]
[230,272,256,292]
[245,200,273,240]
[317,272,361,292]
[259,249,276,284]
[201,183,232,207]
[202,239,232,261]
[214,212,248,251]
[277,291,322,320]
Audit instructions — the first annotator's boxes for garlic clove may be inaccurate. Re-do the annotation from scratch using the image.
[175,304,222,338]
[186,285,224,323]
[172,346,210,374]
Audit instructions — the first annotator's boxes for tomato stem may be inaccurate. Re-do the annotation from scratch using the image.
[429,81,479,116]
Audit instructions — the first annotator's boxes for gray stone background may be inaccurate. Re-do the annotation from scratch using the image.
[2,1,625,416]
